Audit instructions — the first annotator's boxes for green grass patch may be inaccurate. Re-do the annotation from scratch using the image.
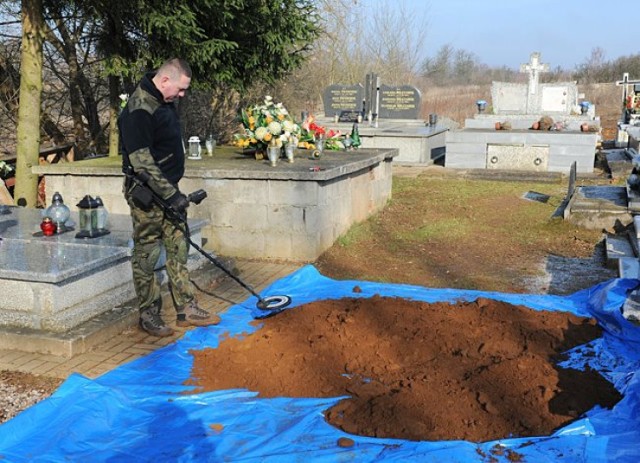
[337,176,595,254]
[336,220,375,247]
[394,217,470,241]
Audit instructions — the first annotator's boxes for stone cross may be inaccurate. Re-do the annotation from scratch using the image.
[520,52,549,96]
[520,52,549,114]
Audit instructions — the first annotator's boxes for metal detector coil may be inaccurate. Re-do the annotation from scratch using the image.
[256,295,292,311]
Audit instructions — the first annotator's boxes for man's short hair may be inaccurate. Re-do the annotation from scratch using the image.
[158,58,192,79]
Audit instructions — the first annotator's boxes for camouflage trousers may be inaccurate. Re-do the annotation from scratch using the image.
[127,197,194,312]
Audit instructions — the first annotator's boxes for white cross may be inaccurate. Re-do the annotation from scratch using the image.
[520,52,549,96]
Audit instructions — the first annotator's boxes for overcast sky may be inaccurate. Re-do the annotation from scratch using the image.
[368,0,630,71]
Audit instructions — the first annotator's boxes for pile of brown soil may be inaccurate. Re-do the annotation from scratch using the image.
[187,295,621,443]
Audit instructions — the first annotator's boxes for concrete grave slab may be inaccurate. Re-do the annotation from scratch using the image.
[33,147,398,262]
[605,233,635,269]
[0,206,206,334]
[446,129,598,174]
[447,52,598,173]
[564,185,632,230]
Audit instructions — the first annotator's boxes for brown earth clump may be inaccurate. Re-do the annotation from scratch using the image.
[187,295,621,443]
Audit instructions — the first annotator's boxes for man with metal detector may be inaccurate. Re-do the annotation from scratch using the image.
[118,58,220,337]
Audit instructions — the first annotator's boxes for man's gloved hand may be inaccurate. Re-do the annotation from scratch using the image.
[168,191,190,214]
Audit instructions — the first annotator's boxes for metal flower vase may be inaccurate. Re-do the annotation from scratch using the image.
[312,137,325,159]
[267,145,280,166]
[285,144,295,163]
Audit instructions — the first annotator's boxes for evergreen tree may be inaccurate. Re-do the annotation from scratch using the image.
[11,0,322,197]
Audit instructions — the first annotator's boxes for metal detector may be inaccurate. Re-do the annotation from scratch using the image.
[127,172,292,317]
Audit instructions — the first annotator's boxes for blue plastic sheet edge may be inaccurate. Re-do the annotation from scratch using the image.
[1,265,640,462]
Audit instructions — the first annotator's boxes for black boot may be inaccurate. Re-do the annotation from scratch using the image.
[139,300,174,337]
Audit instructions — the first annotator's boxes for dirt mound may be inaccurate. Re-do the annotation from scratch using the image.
[187,295,621,443]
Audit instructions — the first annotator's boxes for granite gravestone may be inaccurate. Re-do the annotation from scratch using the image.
[322,84,364,119]
[378,84,421,119]
[324,77,421,121]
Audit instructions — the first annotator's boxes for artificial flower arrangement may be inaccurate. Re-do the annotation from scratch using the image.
[299,115,347,151]
[626,94,640,112]
[233,96,359,155]
[233,96,301,153]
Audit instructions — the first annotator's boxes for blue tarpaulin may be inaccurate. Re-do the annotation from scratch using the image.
[2,265,640,462]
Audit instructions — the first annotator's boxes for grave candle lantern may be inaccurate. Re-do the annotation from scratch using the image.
[188,136,202,160]
[75,195,110,239]
[580,101,590,115]
[40,217,56,236]
[44,192,70,233]
[94,196,109,231]
[476,100,487,114]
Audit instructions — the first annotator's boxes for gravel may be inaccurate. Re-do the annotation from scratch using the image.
[0,371,62,424]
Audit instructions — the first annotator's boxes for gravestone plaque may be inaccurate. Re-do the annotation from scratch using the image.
[492,82,578,115]
[338,110,360,123]
[492,83,528,114]
[322,84,364,117]
[541,86,570,113]
[378,84,421,119]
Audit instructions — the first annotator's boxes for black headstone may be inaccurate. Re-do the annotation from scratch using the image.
[378,85,422,119]
[322,84,364,117]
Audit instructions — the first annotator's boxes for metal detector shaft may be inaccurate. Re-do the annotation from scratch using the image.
[149,191,267,304]
[126,171,291,312]
[174,216,292,312]
[182,231,265,302]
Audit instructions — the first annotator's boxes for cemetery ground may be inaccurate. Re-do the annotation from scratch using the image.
[0,86,628,443]
[1,167,623,440]
[315,172,617,296]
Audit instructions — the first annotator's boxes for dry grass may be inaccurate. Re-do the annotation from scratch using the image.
[317,176,615,295]
[420,85,490,127]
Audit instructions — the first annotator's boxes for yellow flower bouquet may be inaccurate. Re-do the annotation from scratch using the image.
[233,96,301,154]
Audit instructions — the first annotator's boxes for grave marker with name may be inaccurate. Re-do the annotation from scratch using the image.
[378,85,421,119]
[338,110,361,123]
[322,84,364,117]
[323,74,422,120]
